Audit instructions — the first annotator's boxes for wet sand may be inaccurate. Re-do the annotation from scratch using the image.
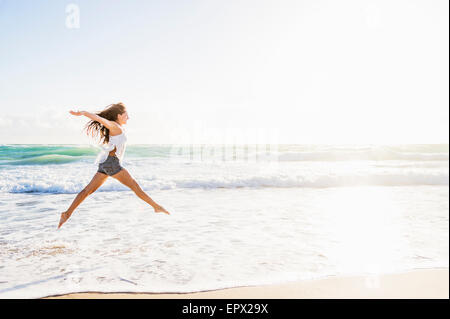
[43,268,449,299]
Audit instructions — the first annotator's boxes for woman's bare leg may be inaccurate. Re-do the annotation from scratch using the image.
[111,168,170,215]
[58,172,109,229]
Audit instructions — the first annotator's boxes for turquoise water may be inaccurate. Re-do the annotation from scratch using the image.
[0,144,448,166]
[0,145,173,165]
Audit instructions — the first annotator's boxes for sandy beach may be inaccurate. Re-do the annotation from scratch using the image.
[43,268,448,299]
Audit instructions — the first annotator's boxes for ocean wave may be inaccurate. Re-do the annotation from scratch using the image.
[0,145,98,165]
[2,171,448,194]
[1,145,448,166]
[1,154,89,165]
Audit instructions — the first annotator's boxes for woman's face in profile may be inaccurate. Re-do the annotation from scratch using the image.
[118,110,129,125]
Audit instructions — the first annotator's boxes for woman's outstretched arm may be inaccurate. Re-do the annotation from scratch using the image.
[69,110,121,133]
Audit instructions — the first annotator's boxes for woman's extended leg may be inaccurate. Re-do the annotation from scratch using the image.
[111,168,170,215]
[58,172,109,229]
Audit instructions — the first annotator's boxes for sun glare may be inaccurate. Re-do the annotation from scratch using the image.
[319,186,409,277]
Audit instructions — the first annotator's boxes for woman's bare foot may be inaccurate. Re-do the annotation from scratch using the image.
[154,204,170,215]
[58,211,72,229]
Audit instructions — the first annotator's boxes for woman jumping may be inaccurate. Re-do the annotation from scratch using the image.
[58,102,170,229]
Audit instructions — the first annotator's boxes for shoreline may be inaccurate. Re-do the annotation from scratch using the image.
[43,268,449,299]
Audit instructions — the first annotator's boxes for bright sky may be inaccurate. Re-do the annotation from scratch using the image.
[0,0,448,144]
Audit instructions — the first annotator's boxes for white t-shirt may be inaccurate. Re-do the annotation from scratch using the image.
[95,128,127,165]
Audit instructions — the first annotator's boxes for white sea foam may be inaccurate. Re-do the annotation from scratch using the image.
[0,186,448,298]
[0,169,448,194]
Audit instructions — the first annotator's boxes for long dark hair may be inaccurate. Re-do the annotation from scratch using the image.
[84,102,126,144]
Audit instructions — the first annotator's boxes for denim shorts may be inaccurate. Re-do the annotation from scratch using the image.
[97,155,123,176]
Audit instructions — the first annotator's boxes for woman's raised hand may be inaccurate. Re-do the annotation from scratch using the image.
[69,110,84,116]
